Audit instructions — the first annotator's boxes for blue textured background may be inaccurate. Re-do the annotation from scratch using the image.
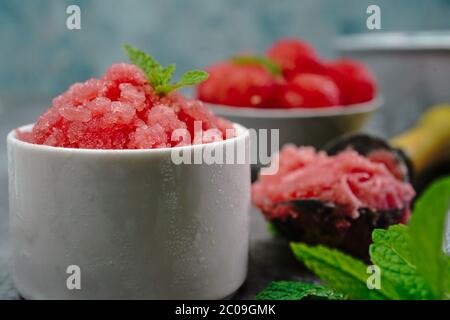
[1,0,450,101]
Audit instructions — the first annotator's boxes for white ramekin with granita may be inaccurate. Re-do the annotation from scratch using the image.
[8,46,250,299]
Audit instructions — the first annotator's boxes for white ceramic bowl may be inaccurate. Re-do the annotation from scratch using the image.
[206,99,380,165]
[7,124,250,299]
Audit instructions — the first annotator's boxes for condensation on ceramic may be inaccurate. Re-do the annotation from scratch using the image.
[8,123,250,299]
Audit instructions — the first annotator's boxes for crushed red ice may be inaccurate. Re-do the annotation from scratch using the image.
[252,145,415,219]
[20,63,234,149]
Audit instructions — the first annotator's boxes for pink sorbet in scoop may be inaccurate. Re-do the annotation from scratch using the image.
[252,145,415,220]
[20,63,234,149]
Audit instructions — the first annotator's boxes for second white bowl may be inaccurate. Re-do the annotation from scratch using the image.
[207,99,381,152]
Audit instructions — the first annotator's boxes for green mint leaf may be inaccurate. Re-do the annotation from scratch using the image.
[232,55,282,76]
[160,64,176,86]
[256,281,344,300]
[291,243,397,300]
[156,70,208,95]
[178,70,209,86]
[445,256,450,299]
[123,44,163,87]
[408,177,450,298]
[369,225,434,299]
[124,45,208,96]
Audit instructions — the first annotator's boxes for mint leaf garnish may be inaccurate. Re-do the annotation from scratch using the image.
[159,64,176,86]
[124,44,163,87]
[231,55,282,76]
[180,70,209,85]
[290,243,398,300]
[256,281,344,300]
[157,70,209,95]
[124,44,208,96]
[369,225,434,299]
[408,177,450,298]
[445,257,450,298]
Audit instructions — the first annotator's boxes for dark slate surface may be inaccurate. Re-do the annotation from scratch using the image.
[0,97,311,300]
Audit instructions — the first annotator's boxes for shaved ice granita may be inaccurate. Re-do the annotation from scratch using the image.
[252,145,415,258]
[19,46,235,149]
[253,145,415,219]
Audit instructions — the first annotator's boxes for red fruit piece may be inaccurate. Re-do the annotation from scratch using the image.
[269,74,340,108]
[197,62,274,107]
[326,59,377,105]
[265,81,303,109]
[267,38,326,79]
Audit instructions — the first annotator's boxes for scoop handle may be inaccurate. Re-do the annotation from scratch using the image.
[390,105,450,174]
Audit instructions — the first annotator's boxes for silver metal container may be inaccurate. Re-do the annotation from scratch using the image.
[335,31,450,138]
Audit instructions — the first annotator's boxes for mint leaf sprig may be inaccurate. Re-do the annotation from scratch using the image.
[124,44,208,96]
[257,177,450,300]
[290,243,398,300]
[256,281,344,300]
[408,177,450,298]
[370,225,434,299]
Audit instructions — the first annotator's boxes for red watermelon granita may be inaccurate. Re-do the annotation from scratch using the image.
[19,46,234,149]
[252,145,415,259]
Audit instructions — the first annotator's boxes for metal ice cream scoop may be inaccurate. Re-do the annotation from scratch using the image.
[268,105,450,259]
